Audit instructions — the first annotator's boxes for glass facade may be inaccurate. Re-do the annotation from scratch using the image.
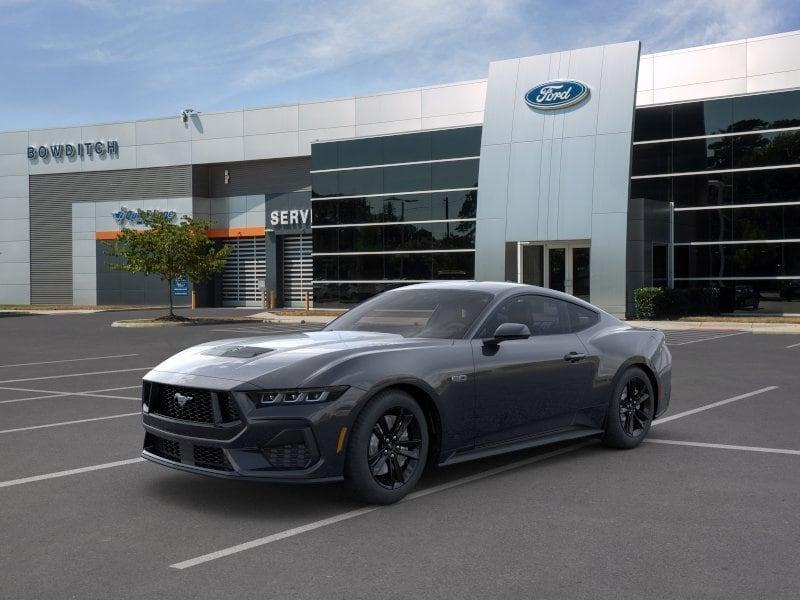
[631,89,800,313]
[311,126,481,307]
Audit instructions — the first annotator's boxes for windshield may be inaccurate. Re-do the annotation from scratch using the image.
[324,288,494,339]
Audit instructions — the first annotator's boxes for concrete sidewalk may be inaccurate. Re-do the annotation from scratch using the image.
[249,311,337,324]
[628,319,800,334]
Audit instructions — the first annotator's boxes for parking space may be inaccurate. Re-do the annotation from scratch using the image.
[662,328,749,346]
[0,310,799,599]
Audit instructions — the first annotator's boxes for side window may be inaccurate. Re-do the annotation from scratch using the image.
[565,302,599,333]
[478,295,569,338]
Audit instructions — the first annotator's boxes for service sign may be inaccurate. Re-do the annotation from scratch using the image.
[269,209,311,228]
[524,80,589,110]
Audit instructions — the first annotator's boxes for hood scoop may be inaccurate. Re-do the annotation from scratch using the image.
[203,345,274,359]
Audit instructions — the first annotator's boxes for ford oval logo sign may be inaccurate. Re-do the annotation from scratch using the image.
[524,80,589,110]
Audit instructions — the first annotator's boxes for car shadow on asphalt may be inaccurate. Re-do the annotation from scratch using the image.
[138,440,600,518]
[140,471,357,518]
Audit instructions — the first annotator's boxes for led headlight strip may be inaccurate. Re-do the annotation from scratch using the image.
[247,386,349,405]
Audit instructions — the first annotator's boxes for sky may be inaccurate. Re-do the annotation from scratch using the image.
[1,0,799,131]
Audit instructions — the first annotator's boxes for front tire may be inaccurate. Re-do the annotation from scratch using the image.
[601,367,655,449]
[344,390,428,505]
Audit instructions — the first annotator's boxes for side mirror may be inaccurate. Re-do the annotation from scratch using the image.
[485,322,531,345]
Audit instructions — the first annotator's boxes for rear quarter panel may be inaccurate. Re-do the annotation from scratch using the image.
[576,320,665,426]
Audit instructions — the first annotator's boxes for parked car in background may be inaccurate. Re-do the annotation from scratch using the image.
[735,284,760,310]
[780,281,800,302]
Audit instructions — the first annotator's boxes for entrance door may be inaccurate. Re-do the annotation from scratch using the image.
[518,242,590,301]
[571,246,590,301]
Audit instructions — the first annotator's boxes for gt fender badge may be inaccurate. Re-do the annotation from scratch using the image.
[450,374,468,383]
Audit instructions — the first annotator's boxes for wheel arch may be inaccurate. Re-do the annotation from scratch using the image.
[613,359,660,416]
[356,379,444,467]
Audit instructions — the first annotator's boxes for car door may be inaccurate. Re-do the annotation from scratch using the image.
[470,294,595,447]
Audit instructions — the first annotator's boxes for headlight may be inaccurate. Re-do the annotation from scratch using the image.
[247,386,349,406]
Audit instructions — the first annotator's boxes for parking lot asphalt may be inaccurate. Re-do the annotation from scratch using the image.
[0,309,798,599]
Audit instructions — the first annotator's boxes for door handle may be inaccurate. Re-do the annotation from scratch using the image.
[563,352,587,363]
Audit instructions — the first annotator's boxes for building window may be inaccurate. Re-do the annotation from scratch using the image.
[310,126,481,307]
[631,89,800,313]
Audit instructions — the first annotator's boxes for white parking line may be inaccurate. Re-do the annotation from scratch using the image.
[0,385,141,405]
[666,331,747,346]
[169,442,591,570]
[168,384,783,569]
[653,386,778,425]
[0,353,139,369]
[0,412,140,434]
[0,367,153,385]
[645,438,800,455]
[0,458,146,489]
[786,342,800,349]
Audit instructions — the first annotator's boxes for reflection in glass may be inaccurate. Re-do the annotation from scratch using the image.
[672,98,732,138]
[522,245,543,286]
[572,247,590,301]
[310,127,482,304]
[674,242,800,278]
[548,248,566,292]
[652,245,668,287]
[674,205,800,243]
[733,130,800,169]
[633,105,671,142]
[631,90,800,141]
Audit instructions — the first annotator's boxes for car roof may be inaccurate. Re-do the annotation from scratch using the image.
[392,281,597,307]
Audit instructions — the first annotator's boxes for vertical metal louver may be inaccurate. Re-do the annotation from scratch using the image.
[281,234,313,308]
[221,236,267,307]
[28,166,192,305]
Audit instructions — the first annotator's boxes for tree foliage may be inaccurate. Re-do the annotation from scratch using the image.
[105,210,231,317]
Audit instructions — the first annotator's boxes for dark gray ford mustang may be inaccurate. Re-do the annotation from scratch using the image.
[141,282,671,504]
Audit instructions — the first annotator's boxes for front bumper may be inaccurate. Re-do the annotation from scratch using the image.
[141,373,364,482]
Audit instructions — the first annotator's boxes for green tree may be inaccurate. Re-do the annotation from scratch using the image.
[105,210,231,318]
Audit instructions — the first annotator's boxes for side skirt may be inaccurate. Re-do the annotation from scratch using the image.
[438,427,603,466]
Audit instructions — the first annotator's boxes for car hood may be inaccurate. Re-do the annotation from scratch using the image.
[147,330,453,387]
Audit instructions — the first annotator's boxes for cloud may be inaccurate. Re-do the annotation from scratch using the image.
[1,0,798,130]
[234,0,526,90]
[603,0,785,53]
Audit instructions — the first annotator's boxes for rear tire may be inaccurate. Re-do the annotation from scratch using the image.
[601,367,654,449]
[343,389,429,505]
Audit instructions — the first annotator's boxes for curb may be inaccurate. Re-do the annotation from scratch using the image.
[249,311,337,325]
[628,320,800,334]
[111,318,263,328]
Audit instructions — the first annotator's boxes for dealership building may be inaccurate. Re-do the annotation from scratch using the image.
[2,30,800,315]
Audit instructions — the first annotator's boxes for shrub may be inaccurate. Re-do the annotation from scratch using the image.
[633,287,663,319]
[633,286,720,319]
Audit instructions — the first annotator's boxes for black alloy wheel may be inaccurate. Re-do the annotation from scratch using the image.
[618,376,653,438]
[344,389,429,504]
[601,367,655,449]
[367,407,423,490]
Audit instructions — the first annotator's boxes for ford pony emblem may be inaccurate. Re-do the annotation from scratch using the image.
[174,392,192,407]
[524,80,589,110]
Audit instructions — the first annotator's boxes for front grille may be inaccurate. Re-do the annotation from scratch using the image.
[218,393,241,423]
[193,445,233,471]
[145,433,181,462]
[263,443,311,470]
[152,385,214,424]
